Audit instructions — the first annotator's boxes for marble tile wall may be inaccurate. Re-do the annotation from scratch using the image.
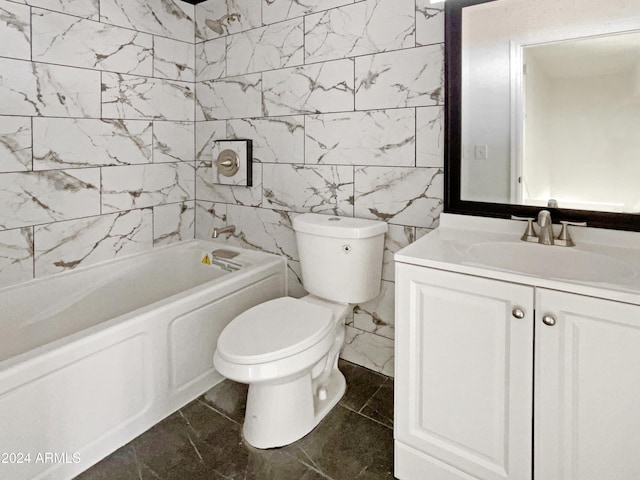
[0,0,197,289]
[0,0,445,377]
[194,0,445,376]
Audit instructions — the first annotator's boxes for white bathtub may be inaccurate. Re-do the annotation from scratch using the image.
[0,240,286,480]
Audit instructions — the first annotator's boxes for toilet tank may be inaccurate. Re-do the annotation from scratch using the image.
[292,214,388,304]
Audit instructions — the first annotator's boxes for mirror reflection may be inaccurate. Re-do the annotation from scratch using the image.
[460,0,640,214]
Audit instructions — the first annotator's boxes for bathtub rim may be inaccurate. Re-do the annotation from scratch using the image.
[0,239,273,296]
[0,240,286,373]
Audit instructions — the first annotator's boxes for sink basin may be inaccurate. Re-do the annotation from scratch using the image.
[465,242,637,283]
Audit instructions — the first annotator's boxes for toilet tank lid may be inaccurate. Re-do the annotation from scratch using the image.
[292,214,387,239]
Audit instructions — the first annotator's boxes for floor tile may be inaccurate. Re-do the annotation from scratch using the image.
[339,359,387,412]
[184,400,314,479]
[282,405,394,480]
[300,468,331,480]
[75,361,394,480]
[361,379,394,428]
[202,379,248,424]
[75,445,140,480]
[130,409,216,476]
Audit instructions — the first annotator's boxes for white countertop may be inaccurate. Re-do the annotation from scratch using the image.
[395,213,640,306]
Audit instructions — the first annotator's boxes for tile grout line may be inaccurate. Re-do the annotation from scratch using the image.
[196,398,243,426]
[340,403,393,430]
[0,103,443,123]
[130,445,144,480]
[282,446,337,480]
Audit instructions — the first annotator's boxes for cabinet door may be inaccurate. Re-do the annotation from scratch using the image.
[395,264,534,480]
[535,289,640,480]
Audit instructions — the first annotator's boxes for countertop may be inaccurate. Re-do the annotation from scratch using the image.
[395,213,640,306]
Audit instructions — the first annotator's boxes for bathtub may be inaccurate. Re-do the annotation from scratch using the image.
[0,240,286,480]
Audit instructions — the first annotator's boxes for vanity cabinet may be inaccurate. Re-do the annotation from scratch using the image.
[395,263,640,480]
[535,289,640,480]
[395,264,534,480]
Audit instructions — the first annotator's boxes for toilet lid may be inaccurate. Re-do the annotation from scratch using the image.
[217,297,334,365]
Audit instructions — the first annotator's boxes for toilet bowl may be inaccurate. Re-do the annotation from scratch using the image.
[214,295,350,448]
[213,213,387,449]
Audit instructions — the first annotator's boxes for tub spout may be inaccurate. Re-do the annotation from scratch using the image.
[212,225,236,239]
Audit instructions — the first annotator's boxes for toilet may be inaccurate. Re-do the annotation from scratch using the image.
[213,213,387,449]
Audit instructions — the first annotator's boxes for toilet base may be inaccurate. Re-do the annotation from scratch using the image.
[242,368,346,449]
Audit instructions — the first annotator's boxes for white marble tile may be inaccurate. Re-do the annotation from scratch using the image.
[416,0,444,46]
[196,74,262,120]
[224,204,299,260]
[227,116,304,164]
[0,227,33,288]
[154,37,195,82]
[416,226,434,239]
[101,162,195,213]
[196,160,262,207]
[262,164,354,215]
[195,200,226,239]
[33,118,152,169]
[262,0,353,25]
[382,224,414,282]
[305,109,415,167]
[32,9,153,75]
[100,0,194,43]
[102,73,195,121]
[0,169,100,229]
[195,120,227,161]
[0,58,101,118]
[0,117,32,173]
[354,166,443,228]
[345,306,355,327]
[262,59,354,116]
[355,45,444,110]
[417,106,444,168]
[27,0,99,20]
[34,209,153,276]
[353,279,395,340]
[0,0,30,60]
[195,0,261,41]
[153,200,195,245]
[305,0,414,63]
[196,37,226,81]
[227,18,303,76]
[154,121,195,163]
[341,325,394,377]
[286,259,307,299]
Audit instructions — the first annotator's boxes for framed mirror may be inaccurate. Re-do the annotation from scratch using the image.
[444,0,640,231]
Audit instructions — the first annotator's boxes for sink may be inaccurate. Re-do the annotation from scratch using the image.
[465,242,637,283]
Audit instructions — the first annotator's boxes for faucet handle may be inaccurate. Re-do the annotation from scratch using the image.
[556,220,587,247]
[511,215,538,242]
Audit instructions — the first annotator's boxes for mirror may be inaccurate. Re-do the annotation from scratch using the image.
[445,0,640,230]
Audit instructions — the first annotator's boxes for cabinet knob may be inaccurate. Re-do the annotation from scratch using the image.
[512,308,525,319]
[542,315,556,326]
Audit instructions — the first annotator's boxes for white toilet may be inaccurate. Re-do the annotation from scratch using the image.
[213,213,387,449]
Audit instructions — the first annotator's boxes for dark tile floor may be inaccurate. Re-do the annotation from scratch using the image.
[76,360,394,480]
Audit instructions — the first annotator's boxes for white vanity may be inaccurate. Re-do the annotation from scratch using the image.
[394,213,640,480]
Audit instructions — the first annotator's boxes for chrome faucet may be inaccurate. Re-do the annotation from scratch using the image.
[212,225,236,239]
[512,211,586,247]
[536,210,554,245]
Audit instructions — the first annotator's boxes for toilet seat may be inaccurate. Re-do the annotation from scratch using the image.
[216,297,334,365]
